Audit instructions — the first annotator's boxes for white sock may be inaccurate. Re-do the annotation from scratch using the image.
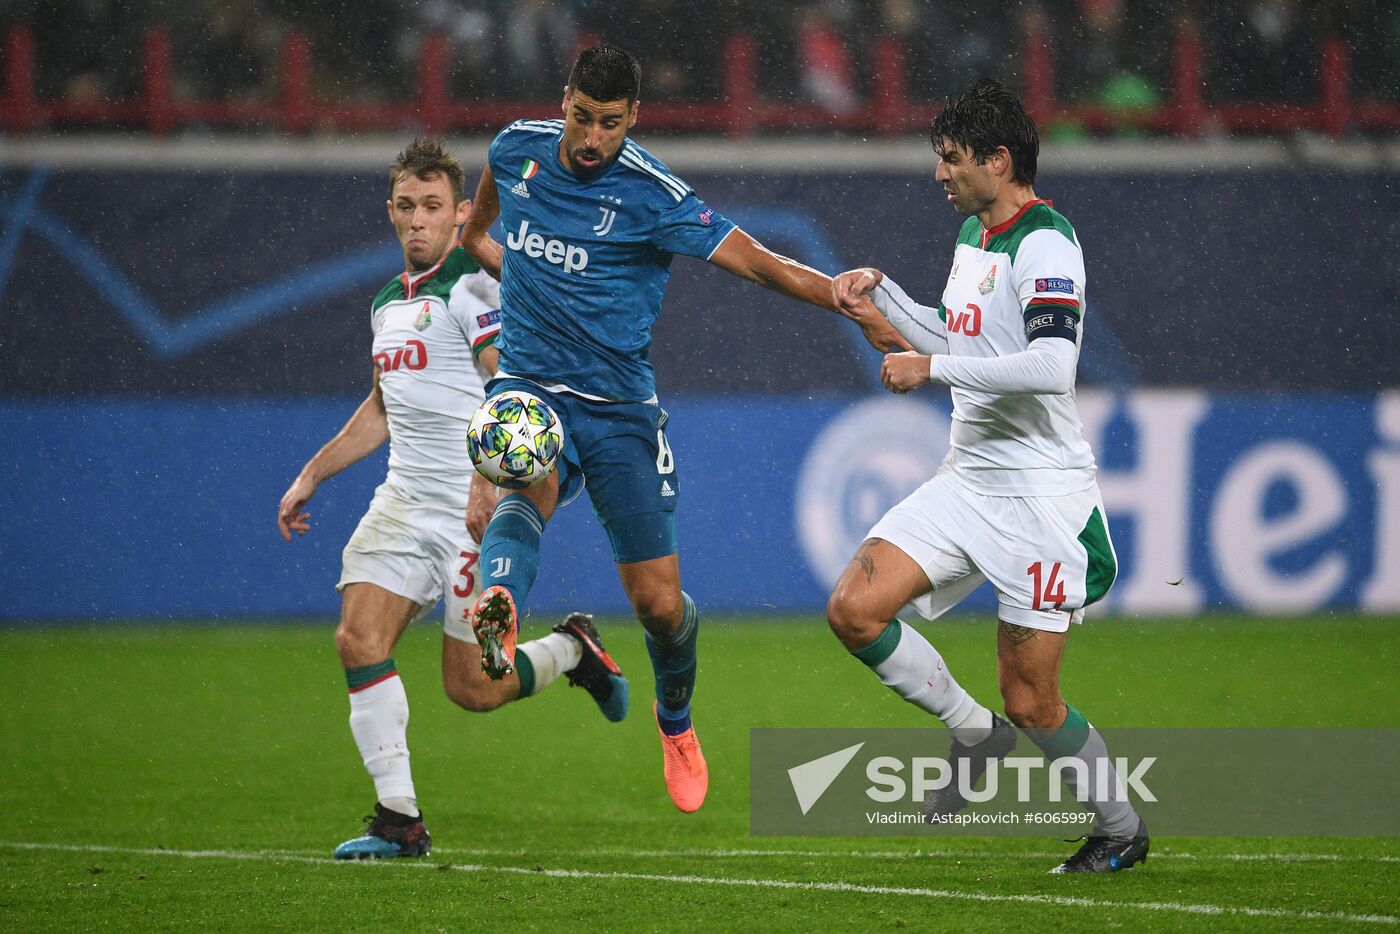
[347,673,417,814]
[950,705,995,747]
[1038,717,1140,838]
[518,632,583,695]
[1073,727,1139,837]
[868,621,995,745]
[380,796,418,818]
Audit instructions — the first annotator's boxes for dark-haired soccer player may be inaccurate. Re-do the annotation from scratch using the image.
[460,46,908,813]
[278,138,629,859]
[829,79,1150,873]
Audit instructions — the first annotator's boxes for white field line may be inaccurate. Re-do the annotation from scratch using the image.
[1,841,1395,927]
[431,845,1400,865]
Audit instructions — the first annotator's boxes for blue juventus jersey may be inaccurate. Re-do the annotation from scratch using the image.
[489,119,737,402]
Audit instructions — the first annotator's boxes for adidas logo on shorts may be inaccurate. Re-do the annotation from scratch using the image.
[512,180,530,199]
[660,480,675,497]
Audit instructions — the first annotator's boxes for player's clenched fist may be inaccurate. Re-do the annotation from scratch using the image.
[830,266,884,316]
[882,351,932,394]
[829,266,912,353]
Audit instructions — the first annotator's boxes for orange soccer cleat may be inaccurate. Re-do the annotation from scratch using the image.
[471,585,518,680]
[653,701,708,813]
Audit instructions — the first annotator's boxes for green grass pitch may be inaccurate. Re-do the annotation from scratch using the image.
[2,615,1398,931]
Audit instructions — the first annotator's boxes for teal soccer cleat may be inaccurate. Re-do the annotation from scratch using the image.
[333,803,431,859]
[554,612,629,722]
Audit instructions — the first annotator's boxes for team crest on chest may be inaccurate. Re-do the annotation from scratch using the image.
[978,263,998,295]
[593,205,617,236]
[594,194,623,236]
[512,158,540,199]
[413,301,433,331]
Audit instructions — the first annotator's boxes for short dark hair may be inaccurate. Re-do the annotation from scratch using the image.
[567,46,641,104]
[389,137,465,203]
[929,79,1039,187]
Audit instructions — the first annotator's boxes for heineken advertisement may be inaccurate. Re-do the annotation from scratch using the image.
[2,391,1394,618]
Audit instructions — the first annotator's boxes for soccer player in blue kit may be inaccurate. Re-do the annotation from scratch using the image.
[460,46,909,812]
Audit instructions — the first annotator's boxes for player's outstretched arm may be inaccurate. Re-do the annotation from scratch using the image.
[833,268,949,356]
[708,229,913,352]
[460,165,504,280]
[277,370,391,541]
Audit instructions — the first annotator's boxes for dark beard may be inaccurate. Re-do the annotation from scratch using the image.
[566,147,614,179]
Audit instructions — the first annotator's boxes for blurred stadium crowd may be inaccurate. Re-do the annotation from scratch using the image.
[3,0,1398,131]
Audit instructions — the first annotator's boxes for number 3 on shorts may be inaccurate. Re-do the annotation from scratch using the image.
[453,550,479,598]
[656,428,674,475]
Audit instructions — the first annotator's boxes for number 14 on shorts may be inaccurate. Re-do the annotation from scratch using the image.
[1027,561,1066,609]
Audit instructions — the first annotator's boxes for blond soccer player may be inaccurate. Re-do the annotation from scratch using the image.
[277,139,627,859]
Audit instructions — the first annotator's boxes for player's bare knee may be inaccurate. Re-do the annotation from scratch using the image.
[335,621,390,667]
[632,590,682,634]
[444,678,504,713]
[1001,691,1063,730]
[826,589,882,651]
[825,590,855,640]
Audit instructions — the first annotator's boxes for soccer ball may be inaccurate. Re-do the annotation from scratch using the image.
[467,390,562,489]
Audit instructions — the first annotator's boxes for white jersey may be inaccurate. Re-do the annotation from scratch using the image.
[370,247,500,509]
[931,199,1096,496]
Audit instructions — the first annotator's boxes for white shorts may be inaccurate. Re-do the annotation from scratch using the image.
[337,481,483,644]
[867,469,1118,632]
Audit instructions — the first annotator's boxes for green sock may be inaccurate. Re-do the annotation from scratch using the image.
[515,650,536,697]
[1030,704,1139,837]
[345,658,396,691]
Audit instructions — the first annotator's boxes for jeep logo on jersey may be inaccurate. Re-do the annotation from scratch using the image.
[506,220,589,274]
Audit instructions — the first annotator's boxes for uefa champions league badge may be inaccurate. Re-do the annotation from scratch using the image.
[414,302,432,331]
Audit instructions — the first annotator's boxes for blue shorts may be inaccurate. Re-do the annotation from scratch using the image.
[486,378,680,564]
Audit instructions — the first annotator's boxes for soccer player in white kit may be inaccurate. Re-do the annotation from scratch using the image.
[828,81,1149,873]
[277,139,627,860]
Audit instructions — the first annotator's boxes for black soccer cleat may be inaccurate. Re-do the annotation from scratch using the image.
[553,612,629,722]
[1049,819,1151,873]
[923,712,1018,820]
[333,802,432,859]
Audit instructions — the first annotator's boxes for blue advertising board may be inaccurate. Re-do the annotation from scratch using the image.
[3,390,1395,619]
[2,162,1393,620]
